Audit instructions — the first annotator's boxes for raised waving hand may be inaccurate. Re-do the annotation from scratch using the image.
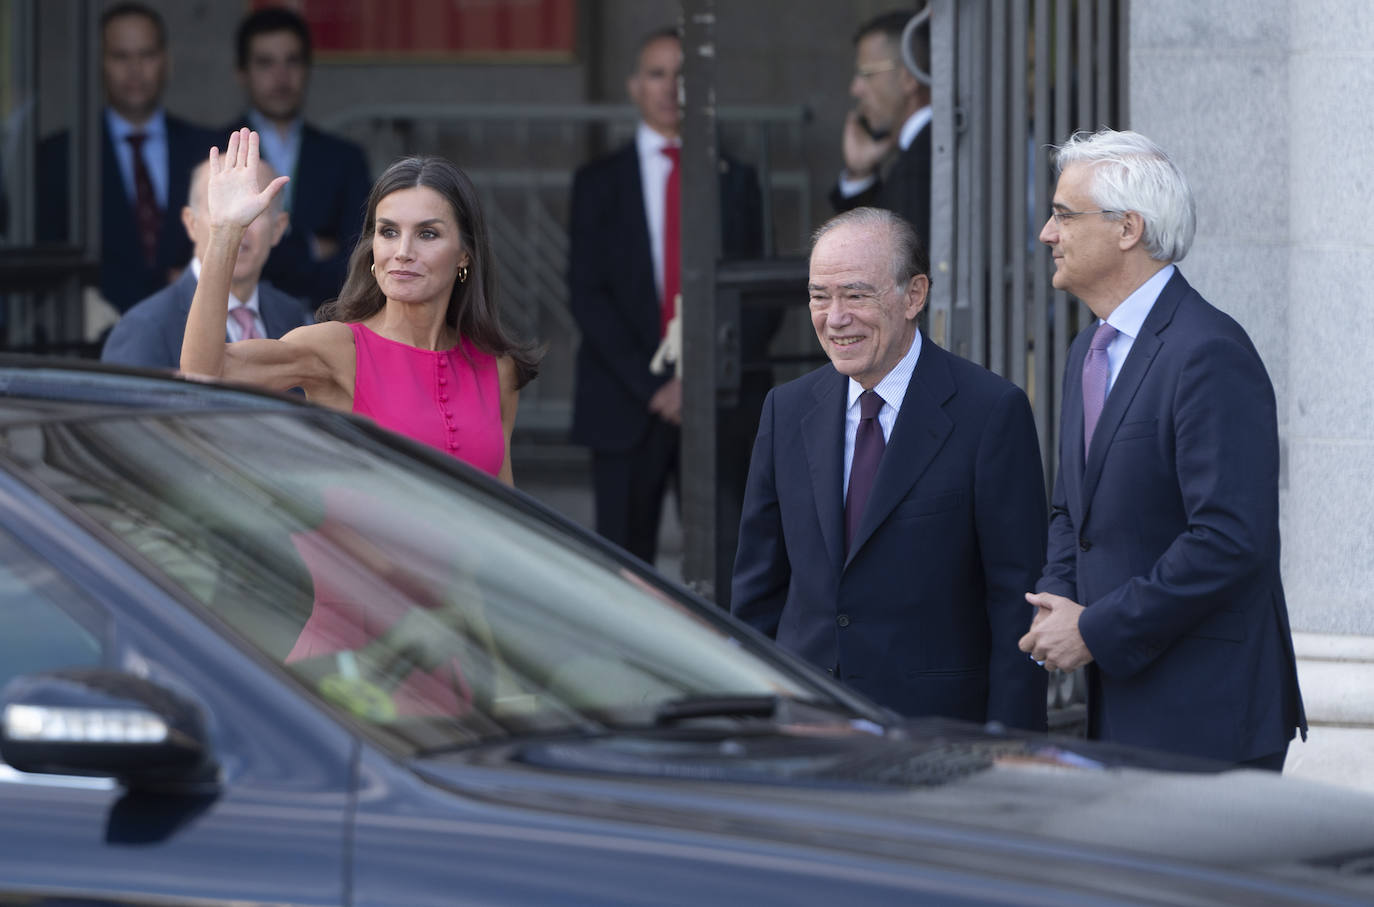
[208,128,290,230]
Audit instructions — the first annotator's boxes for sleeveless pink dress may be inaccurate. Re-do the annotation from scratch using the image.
[348,322,504,475]
[282,323,506,714]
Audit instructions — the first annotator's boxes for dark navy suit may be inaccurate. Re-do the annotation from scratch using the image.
[830,122,931,244]
[101,269,311,370]
[1039,269,1306,762]
[567,140,762,563]
[225,118,370,307]
[38,114,216,313]
[731,336,1048,729]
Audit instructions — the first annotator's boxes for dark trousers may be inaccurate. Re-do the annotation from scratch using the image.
[591,417,679,564]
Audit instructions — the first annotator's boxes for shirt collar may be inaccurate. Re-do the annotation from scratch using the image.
[1106,264,1175,340]
[105,107,167,141]
[848,329,923,411]
[898,105,932,151]
[636,121,679,158]
[190,257,260,312]
[246,108,303,142]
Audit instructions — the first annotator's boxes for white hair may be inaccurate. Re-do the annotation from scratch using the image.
[1053,129,1196,263]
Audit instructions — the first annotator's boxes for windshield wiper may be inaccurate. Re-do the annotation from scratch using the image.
[653,694,779,726]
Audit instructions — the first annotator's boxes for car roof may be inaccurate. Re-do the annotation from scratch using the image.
[0,356,305,423]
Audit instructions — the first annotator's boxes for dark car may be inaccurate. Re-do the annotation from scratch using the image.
[0,359,1371,906]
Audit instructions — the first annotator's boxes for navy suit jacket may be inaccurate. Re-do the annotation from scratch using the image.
[830,122,932,244]
[1038,269,1306,762]
[226,118,371,307]
[567,141,761,452]
[37,114,216,313]
[731,337,1048,729]
[101,268,311,370]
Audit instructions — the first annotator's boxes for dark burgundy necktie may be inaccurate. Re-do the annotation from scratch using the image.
[660,145,680,338]
[1081,321,1119,455]
[126,132,162,267]
[845,389,886,554]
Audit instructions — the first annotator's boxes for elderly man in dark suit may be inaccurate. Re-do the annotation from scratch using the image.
[830,9,931,244]
[226,6,370,306]
[568,27,762,565]
[731,207,1047,730]
[39,3,216,314]
[102,157,309,369]
[1019,129,1307,770]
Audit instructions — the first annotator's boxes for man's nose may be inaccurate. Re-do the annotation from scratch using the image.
[1038,217,1058,246]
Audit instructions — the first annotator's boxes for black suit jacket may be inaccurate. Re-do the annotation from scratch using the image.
[101,268,311,370]
[731,337,1048,729]
[1038,269,1306,762]
[830,122,932,244]
[567,141,762,452]
[226,117,371,306]
[37,113,217,313]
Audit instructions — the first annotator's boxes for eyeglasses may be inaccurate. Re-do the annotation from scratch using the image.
[1049,208,1119,224]
[854,60,899,80]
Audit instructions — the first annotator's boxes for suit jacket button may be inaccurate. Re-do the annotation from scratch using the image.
[836,614,851,628]
[1078,537,1092,552]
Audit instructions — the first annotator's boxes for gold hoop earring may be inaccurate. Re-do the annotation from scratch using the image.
[370,263,376,277]
[458,266,469,283]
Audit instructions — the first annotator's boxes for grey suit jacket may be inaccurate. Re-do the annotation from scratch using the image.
[102,268,312,370]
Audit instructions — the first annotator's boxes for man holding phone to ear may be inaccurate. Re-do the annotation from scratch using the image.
[830,8,932,245]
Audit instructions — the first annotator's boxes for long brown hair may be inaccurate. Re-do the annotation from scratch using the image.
[319,156,540,387]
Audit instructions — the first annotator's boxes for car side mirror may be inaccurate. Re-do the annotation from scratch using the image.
[0,668,217,791]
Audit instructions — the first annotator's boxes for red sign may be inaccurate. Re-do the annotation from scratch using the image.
[252,0,577,60]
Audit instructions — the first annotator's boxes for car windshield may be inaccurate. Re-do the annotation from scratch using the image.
[0,408,843,753]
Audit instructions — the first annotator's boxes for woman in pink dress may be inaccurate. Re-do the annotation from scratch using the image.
[181,128,539,482]
[181,130,540,713]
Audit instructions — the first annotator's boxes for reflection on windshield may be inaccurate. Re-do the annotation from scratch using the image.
[0,412,830,752]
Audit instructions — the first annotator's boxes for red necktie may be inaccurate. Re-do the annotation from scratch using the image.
[660,145,680,338]
[845,390,887,554]
[126,133,162,268]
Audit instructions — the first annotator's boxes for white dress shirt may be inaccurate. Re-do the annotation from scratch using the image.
[1101,264,1175,393]
[635,121,680,302]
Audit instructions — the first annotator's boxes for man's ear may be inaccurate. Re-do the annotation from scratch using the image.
[180,205,197,244]
[904,273,930,320]
[1117,211,1145,252]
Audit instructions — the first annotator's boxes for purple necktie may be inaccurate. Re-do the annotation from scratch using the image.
[845,389,886,553]
[1082,321,1119,455]
[229,306,262,340]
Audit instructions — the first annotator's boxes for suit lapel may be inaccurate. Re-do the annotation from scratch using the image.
[801,371,847,572]
[845,337,955,566]
[1080,271,1186,508]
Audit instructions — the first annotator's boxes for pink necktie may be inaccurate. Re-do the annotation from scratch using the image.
[1082,321,1118,455]
[845,389,886,554]
[229,306,262,340]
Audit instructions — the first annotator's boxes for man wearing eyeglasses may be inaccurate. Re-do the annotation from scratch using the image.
[1019,129,1306,770]
[830,9,932,245]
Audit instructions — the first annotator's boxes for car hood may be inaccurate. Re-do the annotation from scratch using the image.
[412,721,1374,905]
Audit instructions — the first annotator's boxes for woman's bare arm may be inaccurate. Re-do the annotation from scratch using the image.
[180,128,288,380]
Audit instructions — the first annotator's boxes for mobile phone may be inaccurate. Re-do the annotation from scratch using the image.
[857,114,891,142]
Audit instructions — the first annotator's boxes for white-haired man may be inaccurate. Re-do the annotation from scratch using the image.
[1019,129,1306,770]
